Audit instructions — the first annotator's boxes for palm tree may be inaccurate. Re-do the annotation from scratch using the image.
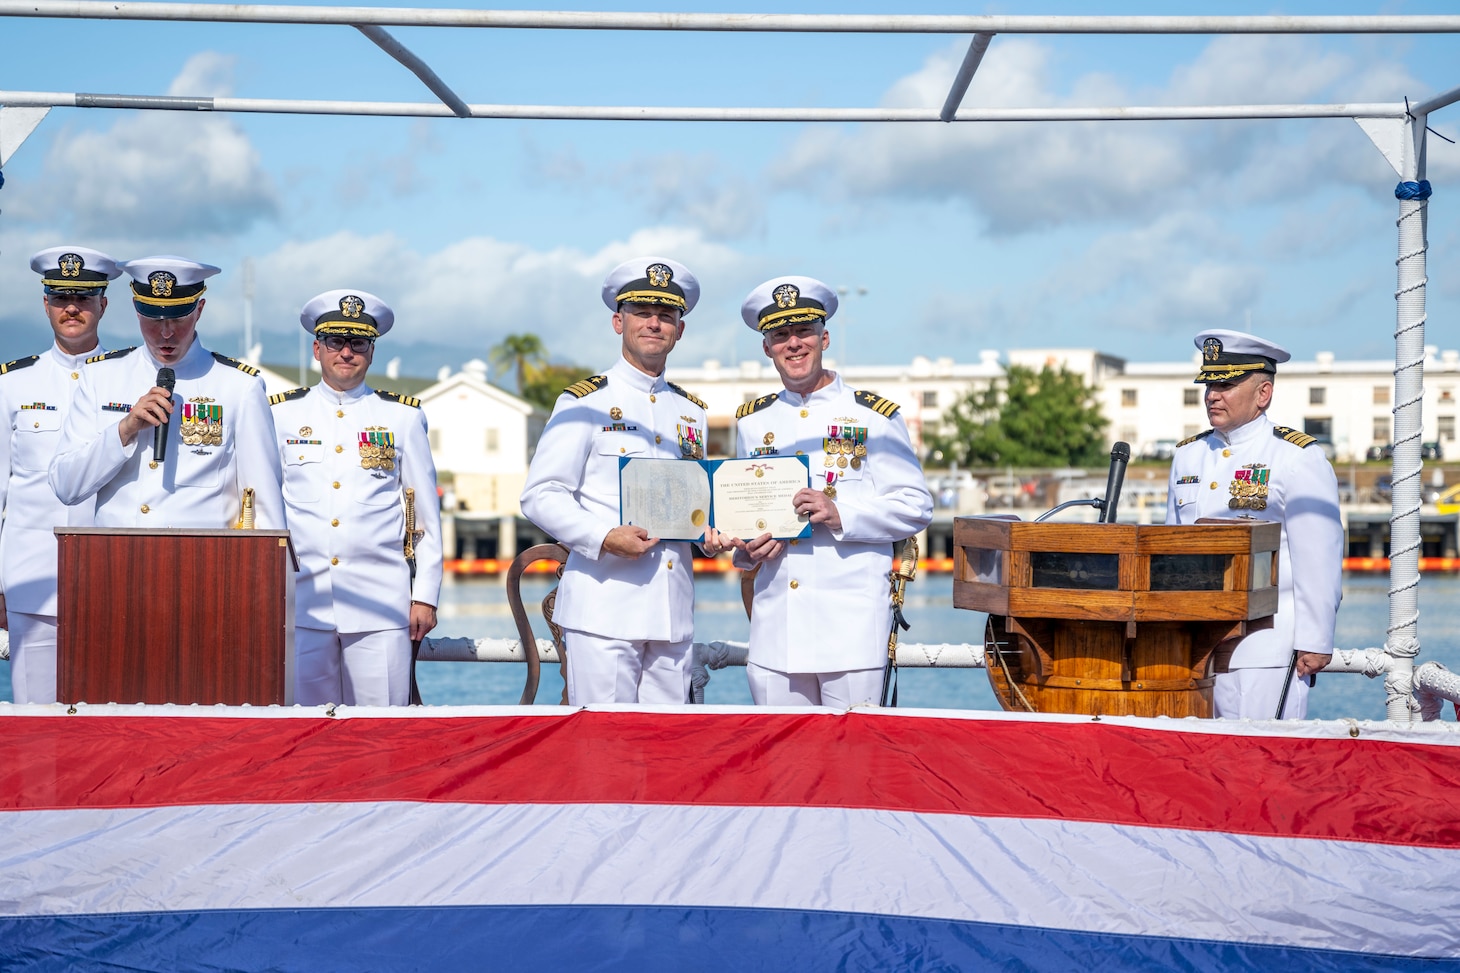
[488,333,547,395]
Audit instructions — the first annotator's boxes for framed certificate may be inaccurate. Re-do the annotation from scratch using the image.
[619,455,812,541]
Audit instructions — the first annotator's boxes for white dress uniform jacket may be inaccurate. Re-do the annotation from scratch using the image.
[520,356,708,642]
[734,374,933,673]
[1165,413,1343,667]
[270,382,443,632]
[49,339,284,529]
[0,344,101,616]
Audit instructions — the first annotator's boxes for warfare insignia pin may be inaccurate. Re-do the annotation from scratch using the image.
[647,263,673,288]
[773,283,799,309]
[58,253,84,278]
[149,271,177,298]
[340,295,365,319]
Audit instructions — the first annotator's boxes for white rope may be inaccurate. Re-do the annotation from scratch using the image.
[1414,662,1460,722]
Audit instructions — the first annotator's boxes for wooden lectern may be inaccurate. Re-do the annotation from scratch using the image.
[953,518,1279,718]
[56,528,297,705]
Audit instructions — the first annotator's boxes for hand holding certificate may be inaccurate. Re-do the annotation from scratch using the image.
[620,455,811,541]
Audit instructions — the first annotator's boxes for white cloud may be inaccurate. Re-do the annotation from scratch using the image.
[772,35,1433,235]
[207,226,753,374]
[36,53,278,238]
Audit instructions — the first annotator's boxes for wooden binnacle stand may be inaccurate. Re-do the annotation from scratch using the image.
[953,517,1280,718]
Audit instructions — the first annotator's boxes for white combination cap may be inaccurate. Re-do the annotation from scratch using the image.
[300,289,394,339]
[740,276,838,333]
[601,256,699,314]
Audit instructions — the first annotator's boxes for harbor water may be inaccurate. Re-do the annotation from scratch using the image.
[5,572,1457,721]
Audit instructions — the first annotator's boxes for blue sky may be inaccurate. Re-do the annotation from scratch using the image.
[1,1,1457,380]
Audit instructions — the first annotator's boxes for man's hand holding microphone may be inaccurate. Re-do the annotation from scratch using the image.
[117,367,176,454]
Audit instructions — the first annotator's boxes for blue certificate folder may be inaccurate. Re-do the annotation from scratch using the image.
[618,455,812,542]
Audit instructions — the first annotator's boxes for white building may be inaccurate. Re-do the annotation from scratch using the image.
[667,346,1460,465]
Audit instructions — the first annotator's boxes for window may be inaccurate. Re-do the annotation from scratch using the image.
[1119,426,1138,444]
[1373,386,1390,404]
[1441,416,1456,442]
[1183,424,1201,439]
[1183,388,1200,407]
[1121,389,1137,407]
[485,428,500,453]
[1309,387,1326,405]
[1441,389,1455,404]
[428,429,442,451]
[921,391,938,408]
[1373,417,1391,443]
[1304,418,1332,440]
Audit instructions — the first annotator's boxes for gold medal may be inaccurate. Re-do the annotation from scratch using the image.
[837,455,848,469]
[823,484,837,499]
[850,456,862,470]
[854,443,867,458]
[840,439,854,455]
[824,456,835,468]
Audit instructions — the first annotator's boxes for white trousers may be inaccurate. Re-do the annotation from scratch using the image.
[8,611,57,705]
[296,627,412,707]
[1214,667,1312,720]
[747,663,883,709]
[562,630,693,705]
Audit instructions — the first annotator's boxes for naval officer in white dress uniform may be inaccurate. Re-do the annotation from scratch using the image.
[49,256,284,530]
[731,277,933,707]
[269,290,442,706]
[1165,329,1343,720]
[0,247,118,703]
[520,257,710,705]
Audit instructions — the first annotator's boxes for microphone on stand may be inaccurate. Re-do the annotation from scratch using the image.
[1100,442,1131,523]
[153,367,176,463]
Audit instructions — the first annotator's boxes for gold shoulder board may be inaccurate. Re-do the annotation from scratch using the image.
[854,389,900,418]
[667,382,708,410]
[211,351,260,376]
[736,393,779,420]
[85,347,137,365]
[269,387,310,407]
[376,389,422,409]
[1176,429,1215,448]
[0,355,40,375]
[1272,425,1318,448]
[563,375,608,399]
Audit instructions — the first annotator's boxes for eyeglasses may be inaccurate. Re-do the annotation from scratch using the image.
[320,335,374,354]
[45,293,101,306]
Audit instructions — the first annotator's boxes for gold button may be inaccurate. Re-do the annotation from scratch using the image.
[790,539,799,546]
[655,435,662,444]
[795,450,805,456]
[140,504,150,514]
[620,447,626,454]
[331,518,340,527]
[331,557,339,565]
[71,371,79,380]
[297,454,305,460]
[789,579,799,589]
[1222,449,1231,457]
[336,410,344,418]
[667,560,674,570]
[335,445,343,453]
[800,409,809,418]
[649,394,657,403]
[333,481,341,489]
[1210,482,1218,490]
[149,461,158,470]
[33,422,39,428]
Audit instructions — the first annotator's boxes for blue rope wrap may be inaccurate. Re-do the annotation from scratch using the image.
[1395,180,1432,200]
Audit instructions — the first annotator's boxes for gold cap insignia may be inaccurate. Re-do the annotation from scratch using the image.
[340,295,365,319]
[59,253,83,278]
[774,283,800,309]
[647,263,673,288]
[149,271,177,298]
[1202,337,1223,362]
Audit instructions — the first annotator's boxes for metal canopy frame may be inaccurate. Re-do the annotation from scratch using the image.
[2,4,1460,723]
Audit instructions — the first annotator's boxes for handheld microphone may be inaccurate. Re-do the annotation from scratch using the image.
[153,366,176,463]
[1100,442,1131,523]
